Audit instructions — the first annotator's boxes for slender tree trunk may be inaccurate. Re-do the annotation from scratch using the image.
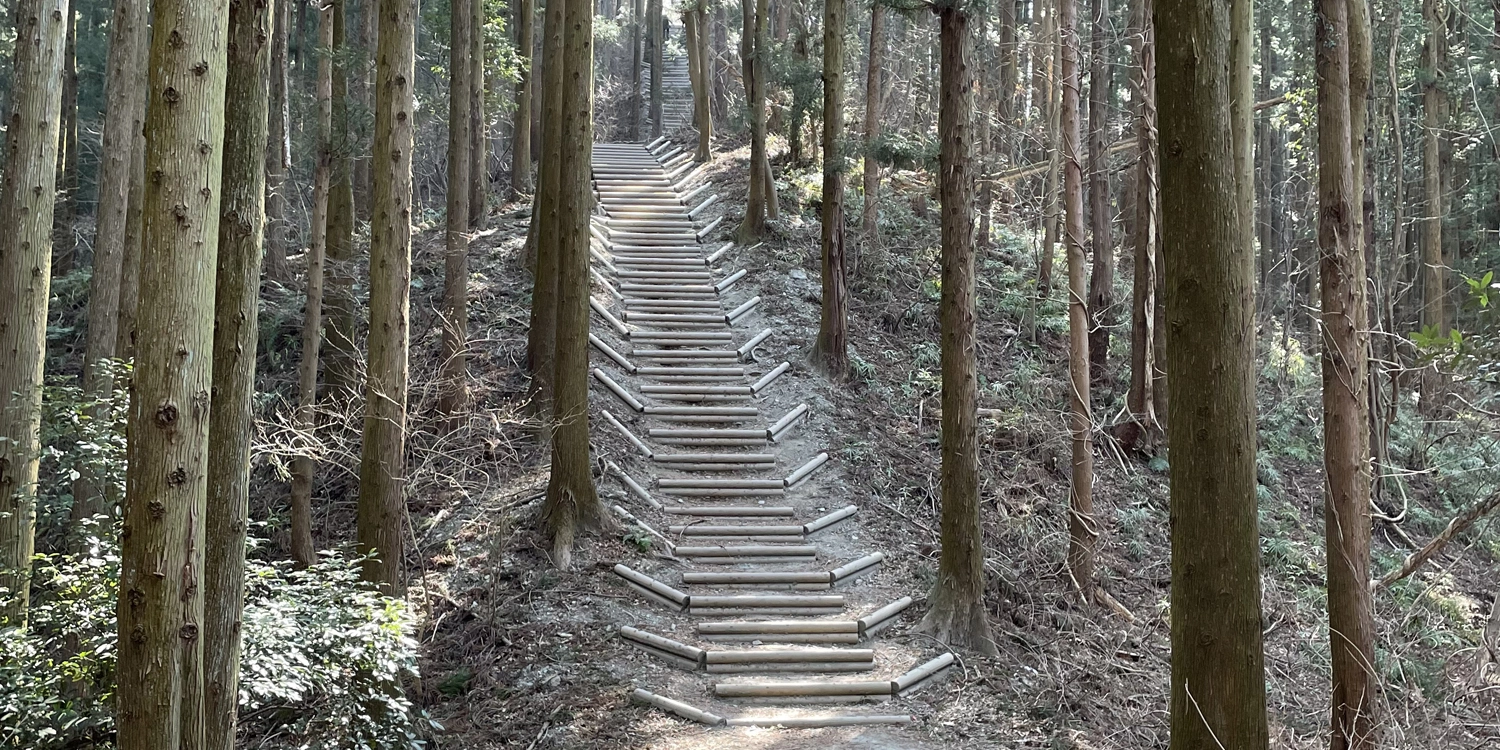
[920,0,997,656]
[1124,0,1157,442]
[541,0,603,569]
[352,0,373,220]
[265,0,292,284]
[1059,0,1095,594]
[649,0,662,136]
[1039,0,1060,295]
[116,0,230,745]
[687,7,711,161]
[812,0,848,380]
[116,97,147,361]
[290,1,332,571]
[1420,0,1447,411]
[526,0,566,412]
[357,0,415,596]
[0,0,68,627]
[1320,5,1376,748]
[74,0,148,525]
[739,0,772,240]
[1085,0,1111,382]
[630,0,643,140]
[469,0,487,229]
[861,3,884,253]
[324,0,359,400]
[513,0,534,193]
[712,3,728,121]
[52,6,76,275]
[1158,1,1270,746]
[205,1,272,746]
[442,0,473,419]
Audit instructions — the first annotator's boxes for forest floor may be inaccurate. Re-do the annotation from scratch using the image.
[314,132,1500,749]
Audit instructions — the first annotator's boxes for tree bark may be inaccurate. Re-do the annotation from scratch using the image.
[1039,0,1060,295]
[469,0,487,229]
[1124,0,1157,442]
[265,0,292,283]
[739,0,773,240]
[0,0,69,627]
[205,1,272,746]
[860,3,884,252]
[1157,1,1270,748]
[291,0,333,571]
[630,0,643,140]
[52,5,76,275]
[357,0,415,596]
[541,0,603,569]
[352,0,373,220]
[442,0,473,419]
[1059,0,1095,593]
[649,0,663,136]
[512,0,534,194]
[324,0,359,401]
[812,0,847,380]
[920,1,996,656]
[74,0,149,525]
[115,0,230,746]
[115,89,147,361]
[686,6,711,161]
[1085,0,1111,382]
[525,0,567,412]
[1318,5,1377,746]
[1420,0,1447,411]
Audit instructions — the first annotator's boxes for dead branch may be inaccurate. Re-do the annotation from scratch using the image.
[1372,490,1500,590]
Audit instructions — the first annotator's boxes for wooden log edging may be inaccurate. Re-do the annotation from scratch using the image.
[606,460,661,509]
[593,368,645,412]
[602,410,653,456]
[614,564,687,610]
[589,333,637,373]
[769,404,811,441]
[751,361,791,393]
[785,452,831,487]
[630,688,725,726]
[737,328,773,359]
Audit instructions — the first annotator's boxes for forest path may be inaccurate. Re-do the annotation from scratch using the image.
[583,139,956,745]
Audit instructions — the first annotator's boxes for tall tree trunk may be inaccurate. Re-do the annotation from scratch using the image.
[861,3,884,252]
[325,0,359,400]
[712,3,728,121]
[357,0,415,596]
[1420,0,1447,411]
[812,0,847,380]
[469,0,487,229]
[206,1,272,746]
[291,0,333,571]
[442,0,473,419]
[920,0,997,656]
[739,0,772,240]
[1321,4,1376,748]
[0,0,69,627]
[541,0,602,569]
[1059,0,1095,594]
[649,0,662,136]
[630,0,643,140]
[115,94,147,361]
[526,0,566,411]
[1158,0,1270,746]
[687,6,711,161]
[52,5,76,274]
[352,0,373,219]
[513,0,534,194]
[1124,0,1156,440]
[1038,0,1060,295]
[1085,0,1111,382]
[265,0,292,283]
[74,0,149,525]
[116,0,230,746]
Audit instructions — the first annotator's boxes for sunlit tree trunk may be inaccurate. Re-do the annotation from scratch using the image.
[1158,1,1270,747]
[920,0,996,656]
[1419,0,1447,411]
[73,0,149,525]
[442,0,473,419]
[739,0,773,240]
[116,0,230,746]
[0,0,69,627]
[1124,0,1157,445]
[469,0,487,229]
[205,1,273,746]
[649,0,662,136]
[526,0,566,412]
[812,0,847,380]
[630,0,643,140]
[357,0,416,595]
[325,0,360,400]
[513,0,534,193]
[1085,0,1111,382]
[291,0,333,570]
[1059,0,1095,594]
[265,0,292,284]
[541,0,603,569]
[860,3,884,252]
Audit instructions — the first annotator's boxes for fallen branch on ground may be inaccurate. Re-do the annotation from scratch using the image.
[1372,490,1500,590]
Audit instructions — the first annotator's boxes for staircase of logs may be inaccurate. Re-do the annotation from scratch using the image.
[642,52,693,133]
[587,138,954,730]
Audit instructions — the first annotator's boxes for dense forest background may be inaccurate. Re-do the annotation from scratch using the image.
[0,0,1498,747]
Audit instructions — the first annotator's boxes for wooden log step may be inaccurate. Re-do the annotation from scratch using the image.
[707,662,872,674]
[642,394,754,405]
[655,453,774,464]
[625,297,719,308]
[668,524,804,537]
[622,312,726,325]
[714,681,892,698]
[658,477,784,488]
[620,626,705,665]
[692,607,845,617]
[613,564,687,606]
[644,405,757,417]
[654,437,766,447]
[663,506,796,517]
[660,487,787,496]
[690,595,844,609]
[620,287,718,299]
[705,648,872,665]
[649,427,762,438]
[684,571,831,585]
[639,369,747,380]
[630,689,726,726]
[677,545,816,558]
[700,620,859,635]
[642,384,752,396]
[725,715,912,728]
[702,633,861,644]
[616,271,714,283]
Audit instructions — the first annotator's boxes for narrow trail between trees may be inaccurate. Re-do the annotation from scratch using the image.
[584,137,957,736]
